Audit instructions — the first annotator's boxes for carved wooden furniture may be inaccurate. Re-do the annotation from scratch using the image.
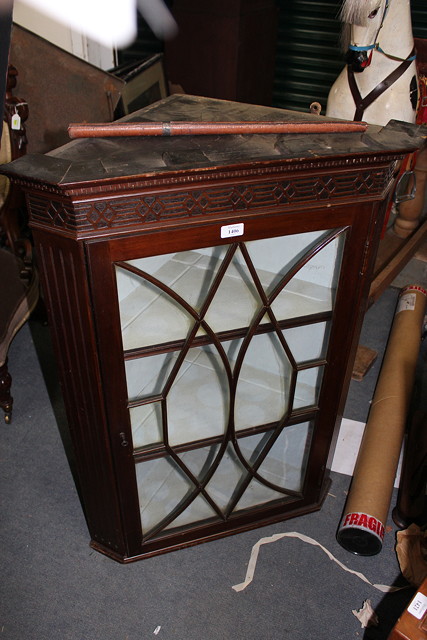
[369,38,427,307]
[0,248,39,422]
[0,65,39,423]
[0,64,28,246]
[1,95,422,561]
[388,577,427,639]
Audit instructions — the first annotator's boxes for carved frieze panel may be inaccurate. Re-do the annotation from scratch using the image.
[26,163,397,235]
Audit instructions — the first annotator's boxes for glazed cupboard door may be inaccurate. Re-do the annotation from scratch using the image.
[86,206,373,561]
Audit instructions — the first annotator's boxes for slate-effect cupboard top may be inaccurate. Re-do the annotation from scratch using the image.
[1,94,424,241]
[1,94,424,189]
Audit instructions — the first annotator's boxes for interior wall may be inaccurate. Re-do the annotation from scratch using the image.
[12,0,115,70]
[12,1,73,52]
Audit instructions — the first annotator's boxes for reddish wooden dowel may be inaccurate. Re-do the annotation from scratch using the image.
[68,120,368,139]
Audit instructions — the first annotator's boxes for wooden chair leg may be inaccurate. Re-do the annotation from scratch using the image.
[0,358,13,423]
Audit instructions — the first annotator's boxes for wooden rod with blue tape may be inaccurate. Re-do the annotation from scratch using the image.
[68,120,368,139]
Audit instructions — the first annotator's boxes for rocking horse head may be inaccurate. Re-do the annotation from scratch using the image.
[340,0,392,72]
[326,0,418,125]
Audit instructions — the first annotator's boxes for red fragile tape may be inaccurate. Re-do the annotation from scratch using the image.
[337,512,385,555]
[400,285,427,297]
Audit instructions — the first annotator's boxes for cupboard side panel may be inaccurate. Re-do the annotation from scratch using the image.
[33,230,127,557]
[86,239,145,558]
[303,199,387,499]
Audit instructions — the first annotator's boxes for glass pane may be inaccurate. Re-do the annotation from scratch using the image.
[271,277,333,320]
[125,352,178,401]
[127,247,228,311]
[245,230,332,295]
[136,422,313,534]
[271,234,345,320]
[116,232,345,351]
[204,442,249,512]
[298,234,343,292]
[255,422,313,493]
[234,477,289,512]
[177,444,220,482]
[116,265,195,350]
[167,345,229,445]
[237,431,270,464]
[137,454,219,536]
[234,332,293,431]
[294,367,324,410]
[130,401,163,448]
[116,229,346,537]
[203,246,263,333]
[164,494,218,531]
[205,433,301,515]
[283,322,330,363]
[136,456,195,534]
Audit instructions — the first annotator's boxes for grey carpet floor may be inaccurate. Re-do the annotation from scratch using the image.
[1,282,424,640]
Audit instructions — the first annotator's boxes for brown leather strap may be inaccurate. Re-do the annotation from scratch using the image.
[347,48,416,121]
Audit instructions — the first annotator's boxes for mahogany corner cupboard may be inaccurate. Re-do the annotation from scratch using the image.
[2,95,422,562]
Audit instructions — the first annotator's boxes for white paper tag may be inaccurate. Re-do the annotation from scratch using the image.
[408,592,427,619]
[221,223,244,239]
[11,113,21,130]
[397,292,416,313]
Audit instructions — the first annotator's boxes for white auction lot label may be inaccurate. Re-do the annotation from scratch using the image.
[221,223,244,239]
[408,592,427,619]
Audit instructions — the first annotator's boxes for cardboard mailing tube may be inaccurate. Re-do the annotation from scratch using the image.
[337,285,427,555]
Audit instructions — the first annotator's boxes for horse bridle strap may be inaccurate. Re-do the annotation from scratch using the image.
[347,47,416,121]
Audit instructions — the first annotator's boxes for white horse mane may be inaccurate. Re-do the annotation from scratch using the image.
[339,0,382,26]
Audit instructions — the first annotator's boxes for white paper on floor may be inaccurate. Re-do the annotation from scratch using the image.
[352,600,379,628]
[232,531,407,593]
[331,418,402,487]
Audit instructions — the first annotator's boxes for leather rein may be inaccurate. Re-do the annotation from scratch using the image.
[346,0,416,120]
[347,47,416,121]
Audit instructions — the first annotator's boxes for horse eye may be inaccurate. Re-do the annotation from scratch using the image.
[368,8,379,18]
